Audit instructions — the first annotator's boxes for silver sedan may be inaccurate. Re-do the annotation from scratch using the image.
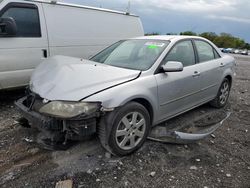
[16,35,235,156]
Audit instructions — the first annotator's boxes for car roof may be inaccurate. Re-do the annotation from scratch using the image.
[133,35,206,41]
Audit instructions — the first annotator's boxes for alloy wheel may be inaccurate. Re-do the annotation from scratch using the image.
[115,112,146,150]
[219,81,230,105]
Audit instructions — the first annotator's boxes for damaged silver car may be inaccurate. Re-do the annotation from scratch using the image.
[16,36,235,156]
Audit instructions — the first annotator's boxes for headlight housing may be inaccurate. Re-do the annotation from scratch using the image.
[39,101,100,118]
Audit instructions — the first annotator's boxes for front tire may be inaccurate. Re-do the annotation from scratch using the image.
[98,102,150,156]
[210,78,231,108]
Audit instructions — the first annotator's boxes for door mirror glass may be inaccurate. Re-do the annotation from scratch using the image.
[0,17,17,37]
[161,61,184,72]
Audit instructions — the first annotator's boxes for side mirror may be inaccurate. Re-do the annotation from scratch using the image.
[0,17,17,37]
[161,61,184,72]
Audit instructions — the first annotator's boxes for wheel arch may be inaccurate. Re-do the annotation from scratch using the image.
[98,97,154,155]
[130,98,154,125]
[225,75,232,86]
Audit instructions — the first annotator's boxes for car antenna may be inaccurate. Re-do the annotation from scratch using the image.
[126,1,131,15]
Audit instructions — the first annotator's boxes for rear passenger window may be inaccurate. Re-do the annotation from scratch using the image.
[0,4,41,37]
[195,40,216,62]
[163,40,195,67]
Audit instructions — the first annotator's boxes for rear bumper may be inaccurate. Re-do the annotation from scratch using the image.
[15,96,98,140]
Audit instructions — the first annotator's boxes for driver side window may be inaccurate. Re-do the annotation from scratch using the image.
[0,3,41,37]
[163,40,195,67]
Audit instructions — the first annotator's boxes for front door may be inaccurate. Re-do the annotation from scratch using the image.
[0,1,48,89]
[155,40,202,121]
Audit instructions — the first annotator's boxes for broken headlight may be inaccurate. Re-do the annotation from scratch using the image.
[39,101,100,118]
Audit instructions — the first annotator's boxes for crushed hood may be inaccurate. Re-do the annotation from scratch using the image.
[30,56,141,101]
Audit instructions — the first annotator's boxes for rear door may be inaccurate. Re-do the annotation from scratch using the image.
[155,40,203,121]
[0,1,48,89]
[193,40,222,102]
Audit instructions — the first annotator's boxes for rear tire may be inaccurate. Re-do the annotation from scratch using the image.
[98,102,150,156]
[210,78,231,108]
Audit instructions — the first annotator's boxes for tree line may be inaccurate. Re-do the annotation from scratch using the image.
[145,31,250,50]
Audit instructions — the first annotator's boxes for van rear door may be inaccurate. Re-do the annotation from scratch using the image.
[0,1,48,89]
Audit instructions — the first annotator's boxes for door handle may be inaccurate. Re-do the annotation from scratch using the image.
[42,49,48,58]
[220,63,225,67]
[192,71,201,77]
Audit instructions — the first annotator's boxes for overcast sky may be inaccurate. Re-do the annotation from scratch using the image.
[64,0,250,42]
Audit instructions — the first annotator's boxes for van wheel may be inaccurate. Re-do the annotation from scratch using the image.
[210,78,231,108]
[98,102,150,156]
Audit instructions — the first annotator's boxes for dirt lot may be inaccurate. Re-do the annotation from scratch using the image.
[0,55,249,188]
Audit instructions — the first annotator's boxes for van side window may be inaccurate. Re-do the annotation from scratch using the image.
[163,40,195,67]
[0,5,41,37]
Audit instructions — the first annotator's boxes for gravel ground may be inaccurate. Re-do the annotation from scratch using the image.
[0,54,249,188]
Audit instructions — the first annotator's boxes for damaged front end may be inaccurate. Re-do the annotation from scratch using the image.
[15,92,101,149]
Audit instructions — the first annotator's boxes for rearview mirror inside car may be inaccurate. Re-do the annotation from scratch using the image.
[0,17,17,37]
[161,61,184,72]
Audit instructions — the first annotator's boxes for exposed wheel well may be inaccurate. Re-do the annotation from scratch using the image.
[225,75,232,86]
[131,98,154,125]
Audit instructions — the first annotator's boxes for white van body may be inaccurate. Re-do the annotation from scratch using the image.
[0,0,144,89]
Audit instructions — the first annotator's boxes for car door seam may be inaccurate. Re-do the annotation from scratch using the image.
[160,89,202,107]
[160,83,218,107]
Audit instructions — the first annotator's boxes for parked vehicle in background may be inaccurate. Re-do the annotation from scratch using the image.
[238,50,243,54]
[241,50,249,55]
[220,48,225,52]
[233,49,240,54]
[16,35,235,156]
[222,48,233,53]
[221,48,248,55]
[0,0,144,90]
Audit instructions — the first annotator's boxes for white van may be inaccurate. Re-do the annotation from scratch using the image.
[0,0,144,89]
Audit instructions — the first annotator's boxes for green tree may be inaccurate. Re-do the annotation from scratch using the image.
[244,43,250,50]
[212,33,243,48]
[145,32,160,36]
[166,32,177,35]
[180,31,197,36]
[200,32,217,42]
[234,38,245,49]
[144,31,249,49]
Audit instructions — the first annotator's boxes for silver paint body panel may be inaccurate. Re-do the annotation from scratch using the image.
[30,36,235,125]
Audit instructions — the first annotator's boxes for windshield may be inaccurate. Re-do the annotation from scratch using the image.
[91,39,169,71]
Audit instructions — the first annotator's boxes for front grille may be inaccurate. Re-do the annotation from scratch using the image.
[33,98,45,112]
[24,93,44,112]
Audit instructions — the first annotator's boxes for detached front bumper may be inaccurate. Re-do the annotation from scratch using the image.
[15,96,98,141]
